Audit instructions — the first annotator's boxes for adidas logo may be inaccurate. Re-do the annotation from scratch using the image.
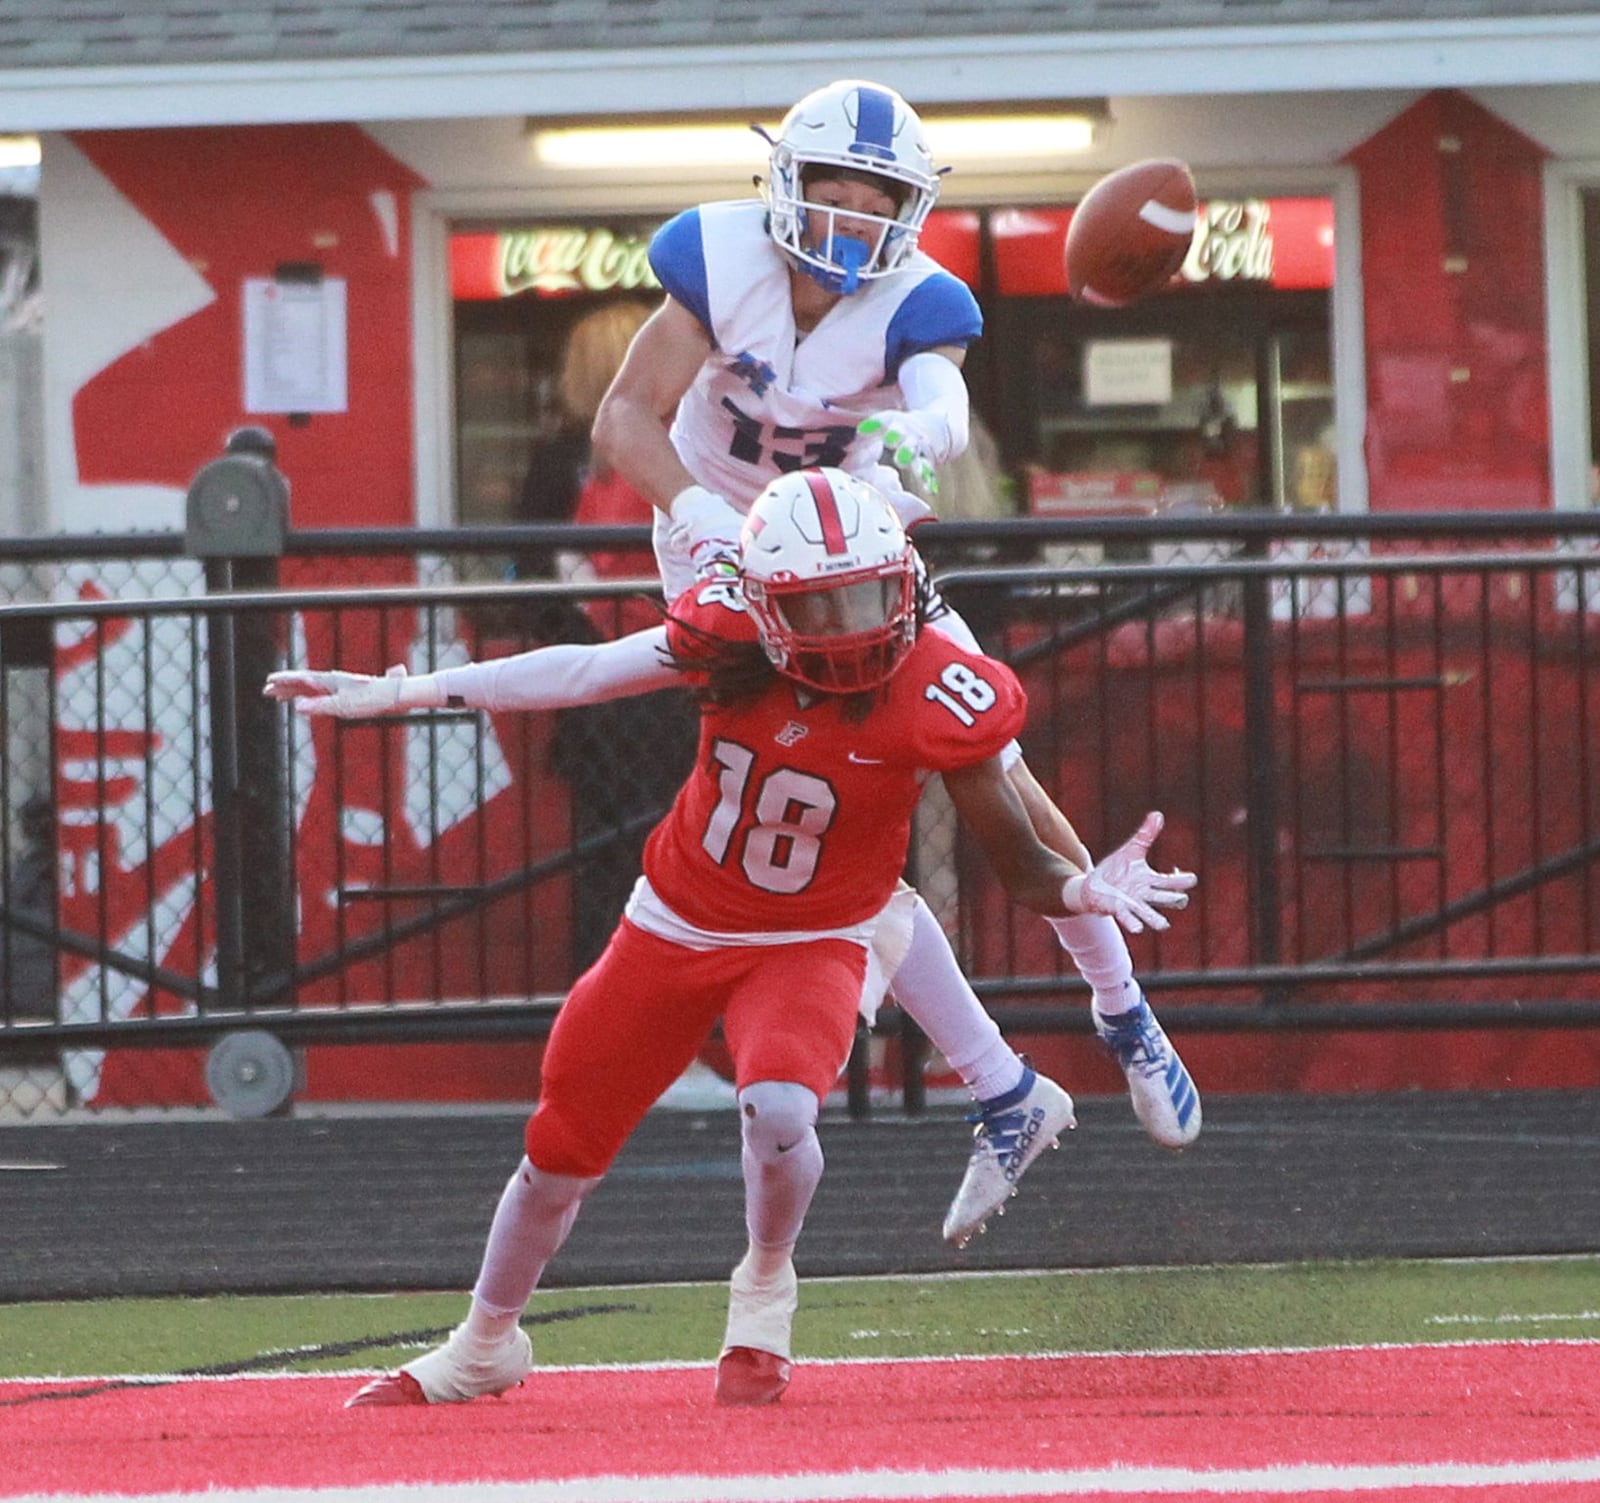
[998,1106,1046,1182]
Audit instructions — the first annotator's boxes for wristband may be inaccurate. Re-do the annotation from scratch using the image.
[668,484,740,536]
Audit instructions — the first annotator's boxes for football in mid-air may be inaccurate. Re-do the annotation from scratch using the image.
[1065,159,1198,306]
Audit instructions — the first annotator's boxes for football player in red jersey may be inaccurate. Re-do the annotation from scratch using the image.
[271,468,1193,1409]
[597,79,1204,1226]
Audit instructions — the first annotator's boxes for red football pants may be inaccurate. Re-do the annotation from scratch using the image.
[525,918,866,1178]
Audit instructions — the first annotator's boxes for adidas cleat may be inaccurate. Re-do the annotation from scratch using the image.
[345,1323,532,1408]
[1093,994,1201,1149]
[717,1256,797,1406]
[942,1068,1076,1248]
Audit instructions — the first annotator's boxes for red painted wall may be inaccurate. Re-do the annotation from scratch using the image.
[69,125,424,527]
[1348,90,1551,512]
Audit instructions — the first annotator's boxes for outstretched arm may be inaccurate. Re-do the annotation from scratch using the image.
[925,597,1095,869]
[1006,757,1093,870]
[264,625,678,717]
[943,756,1194,934]
[858,347,970,496]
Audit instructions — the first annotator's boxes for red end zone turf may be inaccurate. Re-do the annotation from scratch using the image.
[6,1344,1599,1500]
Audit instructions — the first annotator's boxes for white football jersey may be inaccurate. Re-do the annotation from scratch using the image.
[648,199,981,594]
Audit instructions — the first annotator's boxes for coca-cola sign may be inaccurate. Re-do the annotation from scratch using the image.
[450,198,1333,302]
[1181,200,1274,285]
[989,196,1333,297]
[500,227,660,295]
[451,227,662,299]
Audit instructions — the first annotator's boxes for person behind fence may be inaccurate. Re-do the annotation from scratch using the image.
[268,467,1195,1409]
[519,299,698,974]
[587,77,1204,1229]
[515,299,654,585]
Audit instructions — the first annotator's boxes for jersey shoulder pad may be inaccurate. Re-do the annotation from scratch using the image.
[898,634,1026,770]
[885,269,984,377]
[665,575,759,662]
[648,207,712,333]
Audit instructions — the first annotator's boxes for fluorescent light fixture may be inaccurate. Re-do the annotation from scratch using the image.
[930,115,1099,158]
[529,107,1104,171]
[534,122,772,170]
[0,135,41,170]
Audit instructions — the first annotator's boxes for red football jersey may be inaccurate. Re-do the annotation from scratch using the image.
[643,577,1027,933]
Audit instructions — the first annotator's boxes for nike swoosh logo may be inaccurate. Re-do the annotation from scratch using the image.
[848,752,885,765]
[775,1140,799,1154]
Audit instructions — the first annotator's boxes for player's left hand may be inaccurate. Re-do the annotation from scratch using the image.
[264,664,408,717]
[1062,810,1196,934]
[859,411,941,496]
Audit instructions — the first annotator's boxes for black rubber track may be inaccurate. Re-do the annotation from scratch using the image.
[1,1088,1596,1302]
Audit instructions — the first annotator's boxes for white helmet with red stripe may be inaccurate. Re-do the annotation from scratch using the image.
[740,467,917,694]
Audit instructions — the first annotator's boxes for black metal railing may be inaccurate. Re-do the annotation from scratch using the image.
[3,507,1600,1115]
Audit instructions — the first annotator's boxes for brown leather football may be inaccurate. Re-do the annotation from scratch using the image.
[1065,159,1198,306]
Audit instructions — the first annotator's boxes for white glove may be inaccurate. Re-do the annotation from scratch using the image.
[1060,811,1196,935]
[263,664,442,717]
[668,484,745,576]
[858,410,944,496]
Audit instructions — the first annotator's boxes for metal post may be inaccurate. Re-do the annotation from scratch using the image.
[1240,550,1284,990]
[186,428,292,1015]
[845,1023,872,1119]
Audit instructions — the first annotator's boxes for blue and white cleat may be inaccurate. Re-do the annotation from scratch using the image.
[1093,994,1201,1149]
[942,1067,1076,1248]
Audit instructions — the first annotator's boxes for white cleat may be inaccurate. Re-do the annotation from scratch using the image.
[1093,994,1202,1149]
[716,1255,798,1406]
[345,1323,532,1407]
[942,1068,1076,1248]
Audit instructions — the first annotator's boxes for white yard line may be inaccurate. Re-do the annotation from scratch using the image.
[14,1455,1600,1503]
[7,1333,1600,1386]
[1426,1310,1600,1326]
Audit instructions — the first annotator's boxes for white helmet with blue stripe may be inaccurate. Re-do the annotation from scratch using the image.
[763,79,942,295]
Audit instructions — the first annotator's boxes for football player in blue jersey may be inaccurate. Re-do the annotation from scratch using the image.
[589,79,1202,1249]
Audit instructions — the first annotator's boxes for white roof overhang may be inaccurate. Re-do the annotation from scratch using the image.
[3,15,1600,133]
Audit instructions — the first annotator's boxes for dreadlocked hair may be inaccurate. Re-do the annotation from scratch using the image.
[666,566,941,723]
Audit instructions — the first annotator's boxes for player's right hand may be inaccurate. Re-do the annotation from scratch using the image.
[263,665,407,718]
[1061,810,1196,934]
[667,484,745,574]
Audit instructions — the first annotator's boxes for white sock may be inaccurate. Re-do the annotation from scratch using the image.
[465,1157,598,1341]
[743,1244,795,1283]
[892,896,1024,1098]
[965,1039,1029,1103]
[1048,913,1140,1015]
